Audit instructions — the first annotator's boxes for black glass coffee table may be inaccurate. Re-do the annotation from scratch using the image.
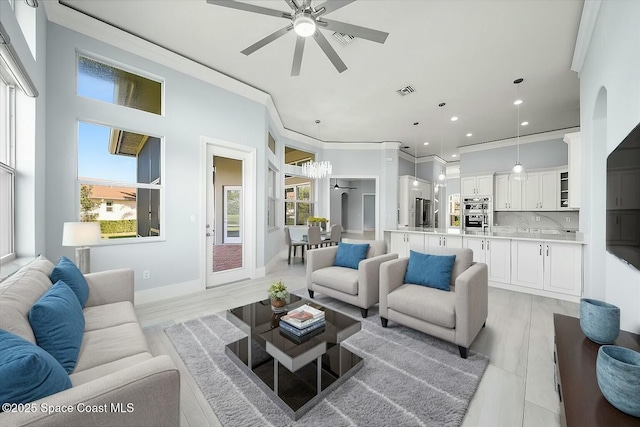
[226,294,363,420]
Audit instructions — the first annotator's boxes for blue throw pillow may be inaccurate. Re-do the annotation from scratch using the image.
[334,242,370,269]
[404,251,456,291]
[51,256,89,307]
[29,281,85,374]
[0,329,71,406]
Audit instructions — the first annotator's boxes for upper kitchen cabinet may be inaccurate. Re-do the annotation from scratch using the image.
[461,174,494,197]
[607,169,640,209]
[523,170,558,211]
[494,174,523,211]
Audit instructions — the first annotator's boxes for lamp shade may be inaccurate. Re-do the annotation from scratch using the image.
[62,222,101,247]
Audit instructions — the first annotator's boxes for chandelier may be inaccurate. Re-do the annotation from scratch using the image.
[302,160,332,179]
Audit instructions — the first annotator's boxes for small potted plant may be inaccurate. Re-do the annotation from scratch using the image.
[268,280,288,308]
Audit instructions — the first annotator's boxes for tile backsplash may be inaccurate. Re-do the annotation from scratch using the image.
[494,211,579,231]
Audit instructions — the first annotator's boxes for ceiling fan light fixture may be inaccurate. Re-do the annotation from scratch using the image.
[293,12,316,37]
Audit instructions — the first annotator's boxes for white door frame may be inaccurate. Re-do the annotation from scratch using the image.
[223,185,242,244]
[201,137,256,287]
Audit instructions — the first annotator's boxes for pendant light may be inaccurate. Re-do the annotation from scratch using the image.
[412,122,420,191]
[510,78,528,181]
[436,103,447,188]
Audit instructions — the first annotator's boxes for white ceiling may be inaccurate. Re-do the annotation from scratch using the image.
[57,0,583,158]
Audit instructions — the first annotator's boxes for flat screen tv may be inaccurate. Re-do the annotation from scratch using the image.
[606,121,640,270]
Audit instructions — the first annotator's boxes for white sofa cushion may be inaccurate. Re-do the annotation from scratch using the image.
[83,301,139,332]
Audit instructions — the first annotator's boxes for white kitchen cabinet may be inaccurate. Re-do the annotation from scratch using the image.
[494,174,522,211]
[607,169,640,209]
[461,174,494,197]
[543,242,582,296]
[426,234,462,254]
[390,232,424,258]
[523,171,558,210]
[464,237,510,284]
[511,239,582,296]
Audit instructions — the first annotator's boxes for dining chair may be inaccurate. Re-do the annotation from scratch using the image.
[306,226,324,250]
[325,224,342,246]
[284,227,306,264]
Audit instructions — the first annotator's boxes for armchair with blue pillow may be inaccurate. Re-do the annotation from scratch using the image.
[306,240,398,318]
[379,248,488,358]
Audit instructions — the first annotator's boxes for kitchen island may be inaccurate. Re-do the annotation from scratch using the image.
[385,228,587,301]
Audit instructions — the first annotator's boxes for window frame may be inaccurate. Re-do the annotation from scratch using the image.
[284,181,314,226]
[0,80,15,265]
[75,119,165,245]
[75,50,166,117]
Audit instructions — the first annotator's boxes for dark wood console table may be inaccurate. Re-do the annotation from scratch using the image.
[554,314,640,427]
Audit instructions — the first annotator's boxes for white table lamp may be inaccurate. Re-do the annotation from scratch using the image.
[62,222,101,274]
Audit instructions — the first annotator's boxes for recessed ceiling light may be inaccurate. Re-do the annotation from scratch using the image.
[423,142,429,145]
[466,133,472,137]
[452,154,457,158]
[514,99,523,105]
[521,121,529,126]
[450,116,458,122]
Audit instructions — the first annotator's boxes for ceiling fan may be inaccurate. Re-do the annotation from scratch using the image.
[332,179,357,190]
[206,0,389,76]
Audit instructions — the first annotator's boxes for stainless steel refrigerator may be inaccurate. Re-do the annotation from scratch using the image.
[415,198,431,227]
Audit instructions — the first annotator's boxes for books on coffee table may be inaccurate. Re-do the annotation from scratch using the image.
[279,324,325,344]
[281,304,325,329]
[279,318,326,336]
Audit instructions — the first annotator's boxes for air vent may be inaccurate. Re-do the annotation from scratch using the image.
[396,85,416,96]
[332,32,355,46]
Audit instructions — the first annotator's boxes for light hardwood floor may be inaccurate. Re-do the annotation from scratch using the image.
[137,255,578,427]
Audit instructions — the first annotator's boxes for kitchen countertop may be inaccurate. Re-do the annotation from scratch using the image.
[385,228,587,244]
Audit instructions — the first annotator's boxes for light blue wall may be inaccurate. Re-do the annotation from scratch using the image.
[45,23,269,291]
[460,138,568,174]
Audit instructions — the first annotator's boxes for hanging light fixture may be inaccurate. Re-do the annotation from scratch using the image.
[303,119,333,179]
[436,102,447,188]
[510,78,528,181]
[412,122,420,191]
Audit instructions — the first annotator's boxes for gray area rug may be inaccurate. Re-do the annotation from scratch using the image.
[164,292,489,427]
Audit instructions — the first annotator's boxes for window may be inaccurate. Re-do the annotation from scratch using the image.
[0,79,14,263]
[77,54,162,115]
[285,181,312,225]
[268,132,276,155]
[77,122,162,240]
[268,167,276,228]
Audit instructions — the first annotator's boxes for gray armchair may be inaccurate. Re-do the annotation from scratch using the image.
[306,240,398,318]
[379,247,488,358]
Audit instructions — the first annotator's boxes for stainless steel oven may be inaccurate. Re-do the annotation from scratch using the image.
[463,197,492,233]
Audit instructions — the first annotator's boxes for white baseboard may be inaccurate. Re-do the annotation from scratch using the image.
[134,279,203,306]
[264,253,284,275]
[345,229,364,234]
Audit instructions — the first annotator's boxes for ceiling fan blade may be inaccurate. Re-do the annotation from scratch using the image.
[312,30,347,73]
[320,18,389,44]
[314,0,356,16]
[291,36,306,76]
[284,0,300,11]
[206,0,290,19]
[241,25,293,56]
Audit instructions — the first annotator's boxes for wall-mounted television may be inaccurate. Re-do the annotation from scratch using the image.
[606,121,640,270]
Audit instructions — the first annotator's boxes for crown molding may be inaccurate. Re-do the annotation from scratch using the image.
[571,0,602,74]
[458,127,580,154]
[324,142,391,150]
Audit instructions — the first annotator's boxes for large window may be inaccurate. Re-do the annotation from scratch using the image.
[77,122,162,240]
[285,181,312,225]
[0,79,15,263]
